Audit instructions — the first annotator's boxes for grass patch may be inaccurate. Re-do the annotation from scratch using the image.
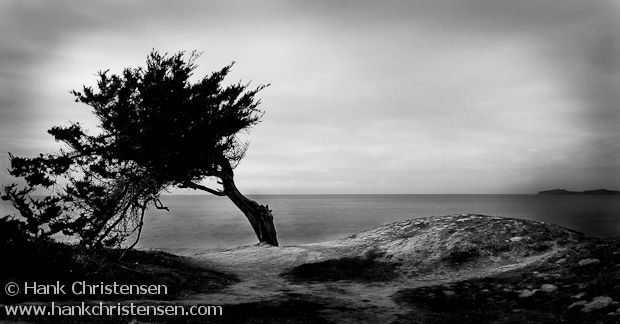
[281,250,400,283]
[443,246,480,265]
[0,237,237,303]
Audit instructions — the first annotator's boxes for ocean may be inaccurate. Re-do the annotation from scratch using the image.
[2,194,619,250]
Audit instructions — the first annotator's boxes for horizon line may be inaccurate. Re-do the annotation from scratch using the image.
[163,193,536,196]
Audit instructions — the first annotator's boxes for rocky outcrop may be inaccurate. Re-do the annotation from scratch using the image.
[538,188,620,195]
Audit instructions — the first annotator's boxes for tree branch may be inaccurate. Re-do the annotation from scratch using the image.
[179,181,226,196]
[153,198,169,211]
[120,199,149,261]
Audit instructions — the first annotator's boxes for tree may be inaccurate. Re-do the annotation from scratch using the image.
[3,146,160,248]
[2,50,278,247]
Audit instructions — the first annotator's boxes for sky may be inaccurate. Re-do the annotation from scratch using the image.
[0,0,619,194]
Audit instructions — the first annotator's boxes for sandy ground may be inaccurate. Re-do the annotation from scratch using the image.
[168,214,578,322]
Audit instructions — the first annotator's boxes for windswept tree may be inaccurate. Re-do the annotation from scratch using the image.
[3,51,278,247]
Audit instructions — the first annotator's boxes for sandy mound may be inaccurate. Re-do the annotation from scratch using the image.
[325,214,583,276]
[181,215,580,302]
[187,214,583,276]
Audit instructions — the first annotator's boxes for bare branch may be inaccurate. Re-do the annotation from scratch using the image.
[179,181,226,196]
[120,199,149,260]
[154,198,169,211]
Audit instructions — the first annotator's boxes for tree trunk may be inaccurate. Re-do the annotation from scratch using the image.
[220,161,278,246]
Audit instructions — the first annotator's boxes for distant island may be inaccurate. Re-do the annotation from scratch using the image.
[537,188,620,195]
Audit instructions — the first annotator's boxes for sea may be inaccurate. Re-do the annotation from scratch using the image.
[1,194,619,250]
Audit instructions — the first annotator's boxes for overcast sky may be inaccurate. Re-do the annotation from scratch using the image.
[1,0,619,194]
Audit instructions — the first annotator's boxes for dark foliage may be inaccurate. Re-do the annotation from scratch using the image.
[0,227,238,304]
[443,246,481,265]
[281,250,401,283]
[67,51,265,183]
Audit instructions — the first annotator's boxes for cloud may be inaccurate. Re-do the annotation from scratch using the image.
[1,0,618,193]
